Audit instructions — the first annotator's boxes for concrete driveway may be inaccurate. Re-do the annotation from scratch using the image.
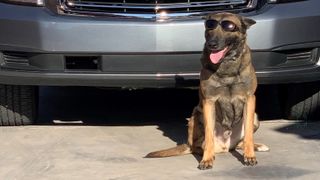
[0,87,319,180]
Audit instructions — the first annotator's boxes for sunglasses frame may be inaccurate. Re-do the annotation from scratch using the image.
[205,19,239,32]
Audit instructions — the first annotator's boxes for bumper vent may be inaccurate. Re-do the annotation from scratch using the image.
[65,56,100,71]
[2,52,30,66]
[286,49,313,62]
[59,0,256,19]
[279,48,319,68]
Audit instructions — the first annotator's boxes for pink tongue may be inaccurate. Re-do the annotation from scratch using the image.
[210,48,228,64]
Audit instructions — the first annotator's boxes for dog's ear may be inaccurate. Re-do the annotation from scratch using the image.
[241,17,256,29]
[202,14,210,20]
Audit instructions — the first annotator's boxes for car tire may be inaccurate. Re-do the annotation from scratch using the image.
[0,84,38,126]
[284,81,320,120]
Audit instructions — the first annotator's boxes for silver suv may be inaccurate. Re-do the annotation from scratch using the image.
[0,0,320,125]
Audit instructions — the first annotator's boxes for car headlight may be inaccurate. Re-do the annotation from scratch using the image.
[268,0,306,3]
[0,0,44,6]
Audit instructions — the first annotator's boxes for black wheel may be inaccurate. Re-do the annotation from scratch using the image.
[284,81,320,120]
[0,85,38,126]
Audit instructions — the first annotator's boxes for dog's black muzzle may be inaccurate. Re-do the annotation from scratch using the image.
[205,39,227,52]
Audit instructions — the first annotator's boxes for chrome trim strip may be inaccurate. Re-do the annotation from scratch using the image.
[66,72,200,78]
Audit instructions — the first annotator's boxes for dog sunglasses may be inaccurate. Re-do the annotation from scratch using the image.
[205,19,238,32]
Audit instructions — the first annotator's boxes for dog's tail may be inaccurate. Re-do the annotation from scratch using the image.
[145,144,191,158]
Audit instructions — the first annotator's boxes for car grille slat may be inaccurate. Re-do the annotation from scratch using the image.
[59,0,255,19]
[66,0,247,10]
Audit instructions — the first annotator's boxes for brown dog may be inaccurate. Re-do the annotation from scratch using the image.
[146,12,269,170]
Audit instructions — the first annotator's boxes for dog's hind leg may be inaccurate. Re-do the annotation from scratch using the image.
[235,113,269,152]
[236,141,269,152]
[188,106,204,153]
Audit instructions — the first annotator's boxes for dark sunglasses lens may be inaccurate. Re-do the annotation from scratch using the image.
[205,20,218,29]
[221,21,237,32]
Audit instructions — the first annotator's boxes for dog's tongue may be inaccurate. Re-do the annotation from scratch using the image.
[210,47,228,64]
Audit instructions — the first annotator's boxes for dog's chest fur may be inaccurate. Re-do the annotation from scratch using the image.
[193,105,244,153]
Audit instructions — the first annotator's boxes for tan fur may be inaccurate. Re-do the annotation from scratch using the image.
[146,144,191,158]
[146,13,269,169]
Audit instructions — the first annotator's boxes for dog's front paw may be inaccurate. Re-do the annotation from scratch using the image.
[198,158,214,170]
[244,156,257,166]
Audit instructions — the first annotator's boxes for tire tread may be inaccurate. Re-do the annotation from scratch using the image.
[285,82,320,121]
[0,85,37,126]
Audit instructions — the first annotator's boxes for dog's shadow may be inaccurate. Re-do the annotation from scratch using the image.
[230,150,246,165]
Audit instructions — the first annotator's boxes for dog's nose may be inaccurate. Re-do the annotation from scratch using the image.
[207,40,219,50]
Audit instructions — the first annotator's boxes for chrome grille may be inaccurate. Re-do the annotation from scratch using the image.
[59,0,256,19]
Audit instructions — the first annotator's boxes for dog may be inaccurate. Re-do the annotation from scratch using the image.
[146,12,269,170]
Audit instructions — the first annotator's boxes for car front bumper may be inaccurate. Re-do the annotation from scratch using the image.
[1,0,320,88]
